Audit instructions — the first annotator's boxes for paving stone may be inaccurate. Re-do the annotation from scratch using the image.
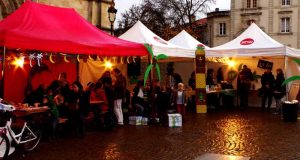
[195,153,250,160]
[10,108,300,160]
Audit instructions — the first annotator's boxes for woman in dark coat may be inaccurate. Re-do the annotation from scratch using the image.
[261,69,275,112]
[206,69,215,86]
[68,81,87,138]
[98,71,112,86]
[216,67,224,83]
[188,71,196,90]
[273,68,286,113]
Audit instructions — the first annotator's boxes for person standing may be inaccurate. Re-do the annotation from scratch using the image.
[171,83,187,121]
[216,67,224,84]
[238,65,253,109]
[65,81,88,138]
[157,85,171,124]
[273,68,286,114]
[165,64,182,90]
[47,72,70,118]
[261,69,275,112]
[47,72,70,98]
[206,69,215,86]
[132,80,146,116]
[98,71,112,86]
[112,68,126,126]
[188,71,196,90]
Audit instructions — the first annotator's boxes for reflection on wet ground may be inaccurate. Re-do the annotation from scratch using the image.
[12,109,300,160]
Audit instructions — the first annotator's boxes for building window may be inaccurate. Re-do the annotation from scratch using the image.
[281,17,290,33]
[246,0,251,8]
[219,23,226,35]
[253,0,257,8]
[247,19,256,25]
[282,0,291,6]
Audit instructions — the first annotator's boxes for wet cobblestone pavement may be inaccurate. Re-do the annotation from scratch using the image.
[11,109,300,160]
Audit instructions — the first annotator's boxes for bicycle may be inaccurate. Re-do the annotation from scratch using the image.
[0,102,42,159]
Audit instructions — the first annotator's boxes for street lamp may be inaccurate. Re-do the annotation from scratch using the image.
[108,1,117,35]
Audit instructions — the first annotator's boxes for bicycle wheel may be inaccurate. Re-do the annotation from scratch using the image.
[22,124,42,152]
[0,133,10,160]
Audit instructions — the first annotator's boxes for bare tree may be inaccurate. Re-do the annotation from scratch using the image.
[116,0,215,41]
[167,0,215,25]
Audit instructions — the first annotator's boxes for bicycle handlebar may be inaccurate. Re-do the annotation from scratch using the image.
[0,103,15,112]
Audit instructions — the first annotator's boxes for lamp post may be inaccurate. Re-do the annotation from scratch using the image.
[108,1,117,35]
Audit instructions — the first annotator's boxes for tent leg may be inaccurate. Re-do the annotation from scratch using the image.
[1,46,6,98]
[76,60,79,81]
[284,56,289,100]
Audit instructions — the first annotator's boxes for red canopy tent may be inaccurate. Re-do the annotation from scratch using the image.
[0,0,147,56]
[0,0,148,102]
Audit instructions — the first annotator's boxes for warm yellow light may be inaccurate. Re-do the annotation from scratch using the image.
[227,60,236,68]
[105,61,113,69]
[13,56,25,68]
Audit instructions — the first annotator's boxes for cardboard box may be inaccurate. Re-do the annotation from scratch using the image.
[168,113,182,127]
[129,116,142,125]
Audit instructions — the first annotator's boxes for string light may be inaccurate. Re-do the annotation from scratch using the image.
[227,60,236,68]
[104,61,113,70]
[12,56,25,68]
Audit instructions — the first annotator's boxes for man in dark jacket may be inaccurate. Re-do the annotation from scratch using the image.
[238,65,253,109]
[261,69,275,112]
[112,68,126,125]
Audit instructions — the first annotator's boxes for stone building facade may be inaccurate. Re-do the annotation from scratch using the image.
[207,0,300,49]
[0,0,114,32]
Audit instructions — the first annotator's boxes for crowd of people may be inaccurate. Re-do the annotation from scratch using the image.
[22,63,288,140]
[238,66,286,113]
[206,65,286,113]
[23,66,196,139]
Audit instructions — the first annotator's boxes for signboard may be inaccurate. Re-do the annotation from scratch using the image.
[257,59,273,70]
[240,38,254,45]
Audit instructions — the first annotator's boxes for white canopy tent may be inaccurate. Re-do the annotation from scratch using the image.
[119,21,195,59]
[206,23,300,58]
[169,30,210,50]
[206,23,300,102]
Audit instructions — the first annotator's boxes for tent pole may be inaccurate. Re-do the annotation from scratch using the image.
[148,47,155,119]
[1,46,6,98]
[284,56,288,100]
[76,59,79,81]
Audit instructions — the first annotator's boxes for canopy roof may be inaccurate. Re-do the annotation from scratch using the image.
[0,1,147,56]
[119,21,195,58]
[169,30,210,50]
[206,23,300,58]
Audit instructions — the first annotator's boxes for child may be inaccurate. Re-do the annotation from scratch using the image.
[46,94,63,139]
[171,83,187,121]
